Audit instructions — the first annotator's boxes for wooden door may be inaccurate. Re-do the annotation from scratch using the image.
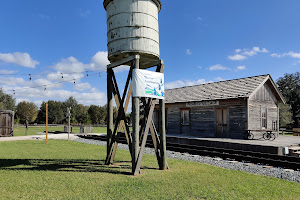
[216,108,228,138]
[0,111,14,137]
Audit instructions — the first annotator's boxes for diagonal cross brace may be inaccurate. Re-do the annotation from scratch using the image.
[105,68,133,164]
[133,99,156,175]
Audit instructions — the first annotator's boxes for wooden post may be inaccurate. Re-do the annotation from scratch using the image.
[159,98,167,170]
[158,61,167,170]
[132,55,140,174]
[107,68,114,160]
[46,102,48,144]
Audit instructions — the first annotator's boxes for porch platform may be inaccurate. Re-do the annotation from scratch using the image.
[166,135,300,155]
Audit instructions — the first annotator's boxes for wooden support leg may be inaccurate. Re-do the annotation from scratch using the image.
[107,68,114,162]
[159,98,168,170]
[157,61,168,170]
[132,56,140,175]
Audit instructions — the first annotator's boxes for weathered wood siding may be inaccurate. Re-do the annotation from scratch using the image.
[165,103,183,135]
[222,99,247,138]
[190,107,215,137]
[248,80,279,137]
[164,99,247,138]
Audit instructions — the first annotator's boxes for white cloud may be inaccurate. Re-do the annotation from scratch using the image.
[39,14,50,20]
[215,77,224,81]
[0,70,16,74]
[74,82,91,91]
[270,53,281,58]
[48,56,89,81]
[80,10,91,18]
[271,51,300,59]
[236,65,246,71]
[0,77,27,86]
[228,54,247,61]
[165,79,207,89]
[0,51,121,106]
[197,66,202,69]
[228,47,268,61]
[52,56,87,73]
[186,49,192,55]
[242,50,256,56]
[90,51,110,71]
[209,64,231,71]
[0,52,39,68]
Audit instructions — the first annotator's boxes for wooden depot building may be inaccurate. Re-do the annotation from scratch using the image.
[154,74,285,139]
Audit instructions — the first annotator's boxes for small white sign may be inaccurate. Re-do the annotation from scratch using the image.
[132,69,164,99]
[186,100,219,107]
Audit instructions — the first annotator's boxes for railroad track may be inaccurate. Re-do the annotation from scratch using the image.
[77,134,300,171]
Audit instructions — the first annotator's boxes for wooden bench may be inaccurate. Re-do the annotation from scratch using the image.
[245,129,274,134]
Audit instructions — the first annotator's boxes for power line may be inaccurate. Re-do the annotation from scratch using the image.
[2,71,103,95]
[0,69,105,77]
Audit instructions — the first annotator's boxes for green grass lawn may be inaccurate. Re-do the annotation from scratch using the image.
[0,140,299,199]
[13,126,107,136]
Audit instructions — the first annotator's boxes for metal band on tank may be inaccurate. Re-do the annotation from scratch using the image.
[107,37,160,46]
[106,11,159,21]
[107,26,159,34]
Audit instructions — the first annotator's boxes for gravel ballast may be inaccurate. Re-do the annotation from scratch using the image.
[74,137,300,183]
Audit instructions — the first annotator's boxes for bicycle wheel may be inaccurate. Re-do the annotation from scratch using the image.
[248,133,254,140]
[263,133,269,140]
[269,133,276,141]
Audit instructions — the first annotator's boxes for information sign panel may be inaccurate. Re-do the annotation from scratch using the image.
[132,69,164,99]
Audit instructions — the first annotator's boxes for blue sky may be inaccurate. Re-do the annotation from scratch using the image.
[0,0,300,106]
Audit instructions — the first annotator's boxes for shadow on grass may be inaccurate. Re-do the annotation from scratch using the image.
[0,159,134,175]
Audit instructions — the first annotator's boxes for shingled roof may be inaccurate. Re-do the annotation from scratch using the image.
[165,74,280,104]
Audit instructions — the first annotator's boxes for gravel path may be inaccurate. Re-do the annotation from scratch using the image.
[74,137,300,183]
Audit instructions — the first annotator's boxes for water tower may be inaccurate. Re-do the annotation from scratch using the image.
[103,0,168,175]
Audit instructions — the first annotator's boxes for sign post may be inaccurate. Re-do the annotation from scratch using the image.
[67,107,71,140]
[46,103,48,144]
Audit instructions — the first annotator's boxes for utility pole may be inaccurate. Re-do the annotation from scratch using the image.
[67,107,71,140]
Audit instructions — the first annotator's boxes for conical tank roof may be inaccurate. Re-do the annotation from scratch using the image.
[103,0,162,12]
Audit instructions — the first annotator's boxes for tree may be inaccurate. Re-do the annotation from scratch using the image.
[0,89,15,110]
[48,101,64,124]
[16,101,38,123]
[279,103,293,128]
[37,101,64,124]
[76,104,91,124]
[63,97,79,124]
[16,101,38,135]
[277,72,300,127]
[88,105,103,125]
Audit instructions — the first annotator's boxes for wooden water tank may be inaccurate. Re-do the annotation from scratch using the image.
[103,0,162,67]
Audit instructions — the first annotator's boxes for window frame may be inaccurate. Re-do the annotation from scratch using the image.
[261,107,267,129]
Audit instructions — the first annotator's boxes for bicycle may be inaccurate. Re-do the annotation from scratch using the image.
[243,130,254,140]
[263,131,276,141]
[237,122,254,140]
